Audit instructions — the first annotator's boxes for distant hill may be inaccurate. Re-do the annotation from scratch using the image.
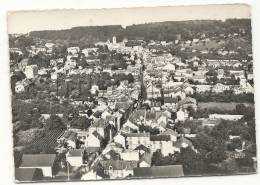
[29,19,251,43]
[30,25,124,43]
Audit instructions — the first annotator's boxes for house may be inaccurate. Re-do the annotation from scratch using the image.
[15,168,43,182]
[81,169,103,180]
[192,74,207,83]
[57,130,77,148]
[163,63,175,72]
[120,150,140,161]
[177,97,197,110]
[67,47,80,56]
[90,84,99,95]
[125,133,150,150]
[134,144,151,156]
[217,69,225,79]
[123,120,139,132]
[85,132,102,148]
[181,83,194,95]
[161,128,178,142]
[212,83,230,93]
[138,152,152,167]
[209,114,244,121]
[24,65,38,79]
[64,59,77,70]
[230,70,245,80]
[98,160,138,179]
[195,85,212,93]
[20,154,56,177]
[163,97,177,109]
[133,165,184,178]
[89,118,107,138]
[146,84,161,99]
[175,108,189,122]
[150,135,171,153]
[163,80,182,89]
[104,150,121,160]
[163,86,186,100]
[66,149,84,167]
[145,111,168,132]
[114,132,126,148]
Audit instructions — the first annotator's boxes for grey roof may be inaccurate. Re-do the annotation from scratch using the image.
[162,128,178,137]
[15,168,43,182]
[60,130,77,141]
[134,144,150,153]
[20,154,56,167]
[125,133,150,138]
[150,135,171,141]
[67,149,83,157]
[133,165,184,178]
[139,152,152,165]
[92,118,106,128]
[99,160,138,170]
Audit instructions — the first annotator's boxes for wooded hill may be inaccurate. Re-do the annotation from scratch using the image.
[29,19,251,43]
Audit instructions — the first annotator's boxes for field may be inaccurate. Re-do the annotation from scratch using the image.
[198,102,254,111]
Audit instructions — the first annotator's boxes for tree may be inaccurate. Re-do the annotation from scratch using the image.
[45,115,66,130]
[227,138,242,151]
[127,73,134,84]
[175,147,207,175]
[206,146,227,163]
[151,149,163,166]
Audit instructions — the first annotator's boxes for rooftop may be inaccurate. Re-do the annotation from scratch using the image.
[15,168,43,182]
[133,165,184,178]
[20,154,56,167]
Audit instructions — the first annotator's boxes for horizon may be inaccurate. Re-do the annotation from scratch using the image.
[8,4,251,34]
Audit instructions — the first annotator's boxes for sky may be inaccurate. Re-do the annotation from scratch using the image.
[7,4,251,34]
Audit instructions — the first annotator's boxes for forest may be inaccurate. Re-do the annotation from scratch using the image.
[27,19,252,43]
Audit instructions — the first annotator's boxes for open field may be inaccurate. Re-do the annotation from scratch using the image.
[198,102,254,111]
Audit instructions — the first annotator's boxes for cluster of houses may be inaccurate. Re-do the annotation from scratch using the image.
[12,34,254,182]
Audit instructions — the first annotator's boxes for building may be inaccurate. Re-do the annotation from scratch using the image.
[89,118,108,138]
[212,83,230,93]
[112,36,117,44]
[125,133,150,150]
[99,160,138,179]
[175,108,189,122]
[195,85,212,93]
[150,135,173,155]
[85,132,102,148]
[146,84,161,99]
[120,150,139,161]
[24,65,38,79]
[133,165,184,178]
[66,149,84,167]
[161,128,178,142]
[114,132,126,148]
[19,154,56,177]
[209,114,244,121]
[67,47,80,56]
[57,130,77,148]
[15,168,43,182]
[138,152,152,167]
[163,63,176,72]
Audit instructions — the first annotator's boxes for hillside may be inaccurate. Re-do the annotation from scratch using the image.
[29,19,252,43]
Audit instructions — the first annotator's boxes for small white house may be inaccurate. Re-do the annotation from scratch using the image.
[20,154,56,177]
[66,149,84,167]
